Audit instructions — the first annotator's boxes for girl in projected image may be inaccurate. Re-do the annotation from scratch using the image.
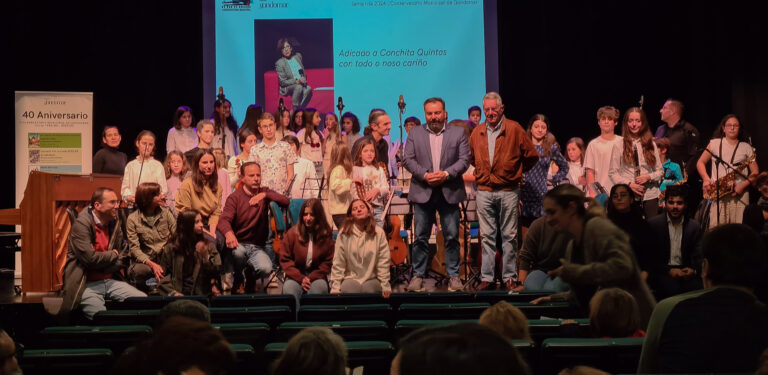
[276,37,313,109]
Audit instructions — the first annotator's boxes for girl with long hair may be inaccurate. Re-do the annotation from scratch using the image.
[275,109,293,141]
[330,199,391,298]
[565,137,587,191]
[227,129,258,189]
[280,199,335,305]
[352,137,390,227]
[209,93,239,158]
[328,142,355,228]
[322,112,343,177]
[341,112,362,149]
[175,149,221,239]
[297,108,325,177]
[608,107,663,219]
[166,105,197,153]
[164,150,188,217]
[121,130,168,206]
[158,210,221,296]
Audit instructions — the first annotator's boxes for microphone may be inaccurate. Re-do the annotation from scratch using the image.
[298,69,305,78]
[337,97,345,113]
[278,98,286,113]
[398,95,406,113]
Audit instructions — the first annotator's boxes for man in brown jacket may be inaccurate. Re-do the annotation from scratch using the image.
[469,92,538,291]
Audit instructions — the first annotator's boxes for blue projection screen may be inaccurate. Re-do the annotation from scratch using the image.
[203,0,498,143]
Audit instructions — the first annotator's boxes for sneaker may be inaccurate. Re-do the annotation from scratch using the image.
[475,281,494,292]
[447,277,463,292]
[407,276,425,292]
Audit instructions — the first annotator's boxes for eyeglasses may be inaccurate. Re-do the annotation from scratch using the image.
[282,45,292,50]
[723,124,739,129]
[260,123,275,129]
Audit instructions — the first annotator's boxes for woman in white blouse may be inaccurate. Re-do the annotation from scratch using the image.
[122,130,168,207]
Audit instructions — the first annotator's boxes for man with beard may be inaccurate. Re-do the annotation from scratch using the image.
[469,92,538,291]
[403,97,470,292]
[646,185,703,300]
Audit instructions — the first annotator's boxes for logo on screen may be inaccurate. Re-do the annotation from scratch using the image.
[221,0,250,11]
[257,0,288,8]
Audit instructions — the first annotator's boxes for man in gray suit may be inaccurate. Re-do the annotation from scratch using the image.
[275,38,313,108]
[403,97,470,292]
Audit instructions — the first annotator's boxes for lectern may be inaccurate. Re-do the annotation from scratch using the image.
[0,171,121,293]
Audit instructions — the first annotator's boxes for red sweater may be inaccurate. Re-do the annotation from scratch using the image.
[279,227,335,283]
[217,186,289,245]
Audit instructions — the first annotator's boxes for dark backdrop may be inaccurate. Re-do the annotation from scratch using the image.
[6,0,768,214]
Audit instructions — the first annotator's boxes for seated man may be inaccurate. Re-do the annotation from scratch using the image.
[517,216,572,292]
[638,224,768,373]
[59,188,146,321]
[647,185,703,300]
[217,161,289,293]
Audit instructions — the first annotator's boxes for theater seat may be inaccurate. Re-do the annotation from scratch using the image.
[541,337,645,374]
[276,321,389,342]
[105,295,208,310]
[209,306,293,326]
[213,322,270,348]
[510,302,574,319]
[297,304,392,323]
[474,290,556,303]
[19,348,114,374]
[229,343,257,375]
[265,341,394,375]
[41,325,152,355]
[393,319,477,340]
[389,292,475,309]
[528,319,591,344]
[299,293,386,306]
[396,303,490,320]
[92,309,160,326]
[210,294,296,313]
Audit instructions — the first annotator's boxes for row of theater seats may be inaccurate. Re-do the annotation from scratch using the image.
[23,321,644,375]
[17,292,644,374]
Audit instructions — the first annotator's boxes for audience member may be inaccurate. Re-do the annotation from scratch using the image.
[93,125,127,175]
[217,161,288,293]
[158,210,221,296]
[404,97,470,292]
[271,327,347,375]
[647,185,703,300]
[59,188,146,320]
[0,329,22,375]
[121,130,168,206]
[468,92,537,291]
[283,135,319,198]
[392,323,530,375]
[478,301,532,341]
[126,182,176,292]
[166,105,197,154]
[249,113,297,195]
[330,199,391,297]
[585,106,622,197]
[280,199,334,305]
[609,107,663,219]
[521,113,569,226]
[588,288,645,338]
[518,216,572,292]
[532,184,656,328]
[605,184,657,274]
[164,150,188,217]
[156,299,211,327]
[638,224,768,373]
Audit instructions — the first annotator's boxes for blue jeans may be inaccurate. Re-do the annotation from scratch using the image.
[282,277,329,308]
[80,279,147,319]
[412,190,461,278]
[372,204,384,228]
[233,243,274,278]
[476,189,520,282]
[523,270,569,292]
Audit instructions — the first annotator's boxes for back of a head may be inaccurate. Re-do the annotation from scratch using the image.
[478,301,531,341]
[157,299,211,328]
[588,288,641,338]
[272,327,347,375]
[703,224,767,289]
[147,316,234,375]
[396,323,529,375]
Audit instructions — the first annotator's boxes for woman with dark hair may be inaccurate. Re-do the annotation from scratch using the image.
[609,107,663,219]
[341,112,362,149]
[272,327,347,375]
[275,109,294,141]
[520,114,569,227]
[239,104,263,140]
[166,105,197,154]
[158,210,221,296]
[696,114,759,228]
[588,288,645,338]
[126,182,176,292]
[606,183,656,273]
[209,92,239,158]
[531,184,656,328]
[323,112,343,177]
[280,198,335,304]
[175,149,221,240]
[297,108,325,177]
[164,150,188,217]
[330,199,391,297]
[227,129,257,189]
[290,108,304,133]
[276,37,313,109]
[93,125,127,175]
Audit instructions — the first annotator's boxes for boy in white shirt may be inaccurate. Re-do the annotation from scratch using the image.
[283,135,319,198]
[584,106,622,197]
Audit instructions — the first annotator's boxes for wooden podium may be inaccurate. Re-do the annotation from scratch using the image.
[0,171,122,293]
